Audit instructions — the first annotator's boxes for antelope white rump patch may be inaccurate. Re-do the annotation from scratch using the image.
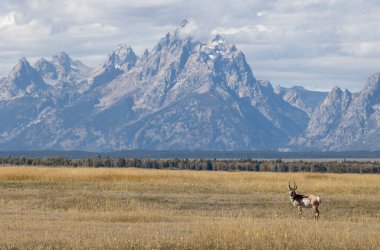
[317,196,322,204]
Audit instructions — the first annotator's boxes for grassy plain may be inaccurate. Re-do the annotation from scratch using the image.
[0,166,378,249]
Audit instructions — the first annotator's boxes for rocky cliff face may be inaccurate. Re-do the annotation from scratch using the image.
[274,86,327,116]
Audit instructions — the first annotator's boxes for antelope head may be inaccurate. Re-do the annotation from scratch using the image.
[288,182,297,198]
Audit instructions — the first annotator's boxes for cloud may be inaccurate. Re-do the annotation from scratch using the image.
[212,26,252,36]
[256,11,266,17]
[340,42,380,57]
[0,11,16,28]
[175,20,199,40]
[0,0,379,92]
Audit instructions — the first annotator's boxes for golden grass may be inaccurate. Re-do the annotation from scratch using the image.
[0,166,378,249]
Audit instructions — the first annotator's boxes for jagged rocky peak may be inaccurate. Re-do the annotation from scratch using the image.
[7,57,46,91]
[107,44,137,70]
[330,86,343,96]
[55,51,71,62]
[34,58,57,80]
[361,73,380,99]
[257,80,273,89]
[364,72,380,89]
[11,57,31,74]
[141,49,149,60]
[324,87,343,104]
[273,85,284,95]
[275,85,308,95]
[178,19,189,29]
[154,20,198,53]
[34,52,91,85]
[52,52,72,70]
[201,34,249,76]
[35,57,50,66]
[174,19,189,34]
[18,57,29,65]
[316,86,352,113]
[52,51,91,70]
[204,34,236,55]
[343,88,352,96]
[48,52,76,79]
[173,19,194,40]
[10,57,35,80]
[212,34,232,48]
[275,85,329,116]
[326,86,352,102]
[90,44,137,88]
[200,34,244,62]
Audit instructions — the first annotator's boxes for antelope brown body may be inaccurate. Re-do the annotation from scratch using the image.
[288,182,321,220]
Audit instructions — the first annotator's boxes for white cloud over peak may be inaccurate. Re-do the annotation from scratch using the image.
[175,20,198,40]
[0,0,380,91]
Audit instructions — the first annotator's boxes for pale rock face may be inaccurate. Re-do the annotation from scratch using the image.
[0,58,54,147]
[0,20,379,151]
[294,73,380,150]
[0,57,48,99]
[34,52,92,106]
[274,86,327,116]
[106,44,137,70]
[89,44,138,89]
[35,52,91,85]
[34,58,58,81]
[295,87,352,148]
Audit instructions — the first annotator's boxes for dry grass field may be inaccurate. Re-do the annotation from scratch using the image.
[0,166,378,249]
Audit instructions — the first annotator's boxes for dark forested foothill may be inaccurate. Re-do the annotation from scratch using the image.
[0,156,379,173]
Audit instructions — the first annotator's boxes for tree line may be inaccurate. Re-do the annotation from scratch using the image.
[0,156,379,173]
[3,150,380,159]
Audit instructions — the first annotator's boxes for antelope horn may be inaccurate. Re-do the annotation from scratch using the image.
[288,182,292,190]
[293,182,297,190]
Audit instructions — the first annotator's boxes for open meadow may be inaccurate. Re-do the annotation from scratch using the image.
[0,166,378,249]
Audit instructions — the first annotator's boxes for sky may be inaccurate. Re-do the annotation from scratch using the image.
[1,0,380,92]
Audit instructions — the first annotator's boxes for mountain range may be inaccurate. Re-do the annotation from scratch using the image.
[1,20,379,151]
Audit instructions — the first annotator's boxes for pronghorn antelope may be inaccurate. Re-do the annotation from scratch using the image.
[288,182,321,220]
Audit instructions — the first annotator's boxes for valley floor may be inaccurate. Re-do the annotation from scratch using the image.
[0,167,378,249]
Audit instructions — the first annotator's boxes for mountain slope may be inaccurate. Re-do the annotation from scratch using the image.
[0,20,310,151]
[0,21,379,151]
[274,86,327,116]
[0,58,55,148]
[89,44,138,89]
[46,21,307,150]
[295,73,380,150]
[0,58,49,100]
